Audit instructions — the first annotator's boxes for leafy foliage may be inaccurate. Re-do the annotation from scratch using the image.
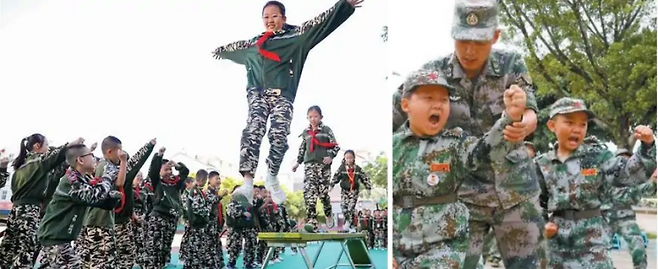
[362,152,388,188]
[499,0,656,149]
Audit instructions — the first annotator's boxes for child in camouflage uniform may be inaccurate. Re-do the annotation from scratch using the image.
[372,210,386,249]
[179,176,197,263]
[144,147,190,268]
[212,0,362,205]
[602,151,657,269]
[0,134,80,268]
[293,105,340,233]
[131,172,149,267]
[257,189,288,264]
[37,144,122,268]
[357,209,373,248]
[392,69,526,268]
[205,171,228,269]
[331,149,372,231]
[226,185,259,269]
[536,97,656,268]
[182,170,212,269]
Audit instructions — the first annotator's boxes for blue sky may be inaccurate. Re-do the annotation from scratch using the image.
[0,0,387,178]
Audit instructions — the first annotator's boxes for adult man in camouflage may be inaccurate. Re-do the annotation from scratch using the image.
[392,1,546,268]
[601,150,657,269]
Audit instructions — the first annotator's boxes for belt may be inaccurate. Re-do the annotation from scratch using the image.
[393,193,458,209]
[553,209,601,220]
[263,88,281,96]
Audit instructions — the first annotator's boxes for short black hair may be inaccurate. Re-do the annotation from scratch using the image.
[65,144,89,167]
[208,171,220,178]
[263,1,286,16]
[196,169,208,179]
[258,185,266,190]
[161,159,169,166]
[185,177,194,184]
[101,136,122,153]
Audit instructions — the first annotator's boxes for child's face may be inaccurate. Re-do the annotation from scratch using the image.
[133,172,143,187]
[254,188,261,198]
[262,5,286,32]
[307,110,322,127]
[547,112,589,152]
[401,86,450,137]
[344,153,355,165]
[185,181,194,189]
[374,211,380,217]
[209,176,220,187]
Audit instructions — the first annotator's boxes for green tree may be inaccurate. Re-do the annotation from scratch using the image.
[499,0,656,151]
[362,152,388,188]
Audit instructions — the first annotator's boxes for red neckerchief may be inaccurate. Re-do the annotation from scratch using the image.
[265,200,278,214]
[144,182,154,192]
[162,175,180,185]
[364,216,368,226]
[114,186,126,213]
[256,31,280,62]
[218,200,224,224]
[307,127,337,153]
[133,185,141,200]
[347,166,355,191]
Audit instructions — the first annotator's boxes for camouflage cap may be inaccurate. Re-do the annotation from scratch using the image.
[402,69,455,97]
[452,0,499,41]
[549,97,596,119]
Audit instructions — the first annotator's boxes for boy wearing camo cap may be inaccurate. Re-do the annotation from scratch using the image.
[536,97,656,268]
[392,69,526,268]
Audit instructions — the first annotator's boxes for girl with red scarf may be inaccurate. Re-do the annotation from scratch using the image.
[330,150,372,232]
[293,106,340,233]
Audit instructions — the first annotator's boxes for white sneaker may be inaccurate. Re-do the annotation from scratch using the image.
[271,258,281,264]
[265,174,286,204]
[234,184,254,204]
[278,257,284,261]
[343,221,351,231]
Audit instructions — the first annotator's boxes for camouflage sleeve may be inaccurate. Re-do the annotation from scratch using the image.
[226,201,244,219]
[392,86,406,133]
[325,126,340,158]
[639,180,657,197]
[41,144,68,172]
[205,189,220,204]
[297,0,355,51]
[277,210,288,232]
[509,54,539,113]
[459,113,515,171]
[0,167,8,188]
[148,154,163,189]
[211,36,257,65]
[189,189,210,217]
[126,142,155,181]
[330,164,343,186]
[296,138,307,165]
[359,166,373,190]
[603,142,657,186]
[69,176,113,205]
[536,164,549,222]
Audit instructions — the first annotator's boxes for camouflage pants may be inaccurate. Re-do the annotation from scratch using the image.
[395,230,469,269]
[483,229,501,261]
[0,203,41,268]
[257,240,280,263]
[183,227,210,269]
[239,88,294,177]
[114,221,134,269]
[604,209,646,269]
[227,227,258,267]
[361,230,372,248]
[374,229,387,248]
[78,226,116,269]
[130,216,147,266]
[205,221,225,269]
[463,196,547,269]
[145,214,178,268]
[180,224,191,261]
[340,189,359,226]
[38,242,81,269]
[546,215,614,268]
[303,162,332,229]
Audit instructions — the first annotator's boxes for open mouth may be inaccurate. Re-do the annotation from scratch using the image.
[567,135,580,146]
[429,114,441,125]
[267,24,276,29]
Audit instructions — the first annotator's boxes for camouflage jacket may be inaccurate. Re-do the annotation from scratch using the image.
[257,201,287,232]
[183,186,210,228]
[0,167,8,189]
[393,49,541,208]
[392,114,514,254]
[331,162,372,191]
[601,181,658,210]
[296,122,341,164]
[536,142,656,220]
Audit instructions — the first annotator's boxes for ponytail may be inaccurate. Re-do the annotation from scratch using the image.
[12,138,29,170]
[12,133,46,170]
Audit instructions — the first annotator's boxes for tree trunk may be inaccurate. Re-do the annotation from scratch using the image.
[615,115,632,150]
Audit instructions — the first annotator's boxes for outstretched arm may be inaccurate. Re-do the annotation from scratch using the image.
[297,0,356,52]
[212,37,257,65]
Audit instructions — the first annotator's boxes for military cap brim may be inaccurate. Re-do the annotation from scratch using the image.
[452,26,496,41]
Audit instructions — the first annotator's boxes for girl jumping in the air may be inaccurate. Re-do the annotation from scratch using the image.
[212,0,364,205]
[330,150,372,231]
[293,105,340,232]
